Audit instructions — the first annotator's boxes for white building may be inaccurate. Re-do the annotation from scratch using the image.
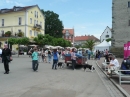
[100,26,112,42]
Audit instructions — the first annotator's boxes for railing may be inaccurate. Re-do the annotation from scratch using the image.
[34,24,42,29]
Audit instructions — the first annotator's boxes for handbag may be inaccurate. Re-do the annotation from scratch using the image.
[6,56,12,62]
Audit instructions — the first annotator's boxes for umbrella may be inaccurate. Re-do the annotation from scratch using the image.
[55,46,62,48]
[19,45,27,47]
[46,46,54,49]
[29,44,37,46]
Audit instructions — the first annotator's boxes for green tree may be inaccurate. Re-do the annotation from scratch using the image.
[106,38,111,42]
[17,37,29,45]
[8,38,17,45]
[84,40,95,51]
[41,10,64,38]
[8,37,29,57]
[33,34,45,46]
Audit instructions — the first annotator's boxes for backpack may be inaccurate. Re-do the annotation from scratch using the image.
[121,60,130,74]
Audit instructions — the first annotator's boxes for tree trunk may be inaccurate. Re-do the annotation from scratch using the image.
[18,44,20,57]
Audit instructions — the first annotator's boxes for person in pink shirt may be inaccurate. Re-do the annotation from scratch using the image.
[71,48,76,70]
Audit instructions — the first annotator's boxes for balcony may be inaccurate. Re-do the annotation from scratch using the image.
[34,24,42,29]
[32,24,42,32]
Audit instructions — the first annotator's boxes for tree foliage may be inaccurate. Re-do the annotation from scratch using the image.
[33,34,71,47]
[84,40,95,51]
[106,38,111,42]
[8,37,29,45]
[41,10,64,38]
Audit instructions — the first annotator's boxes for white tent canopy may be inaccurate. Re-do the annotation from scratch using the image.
[94,40,110,51]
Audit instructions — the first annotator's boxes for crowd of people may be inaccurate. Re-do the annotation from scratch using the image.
[1,44,129,75]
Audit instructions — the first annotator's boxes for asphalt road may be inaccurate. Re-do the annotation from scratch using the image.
[0,55,124,97]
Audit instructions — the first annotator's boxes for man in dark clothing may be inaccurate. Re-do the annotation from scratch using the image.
[1,44,12,74]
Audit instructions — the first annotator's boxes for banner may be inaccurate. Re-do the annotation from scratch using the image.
[127,41,130,58]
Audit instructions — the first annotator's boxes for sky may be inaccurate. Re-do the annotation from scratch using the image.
[0,0,112,39]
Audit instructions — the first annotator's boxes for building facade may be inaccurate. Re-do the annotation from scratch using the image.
[0,5,45,47]
[74,35,100,46]
[112,0,130,47]
[62,29,74,45]
[100,26,112,42]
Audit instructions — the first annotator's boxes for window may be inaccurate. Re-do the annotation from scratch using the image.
[19,17,21,25]
[2,19,4,26]
[34,31,37,36]
[128,2,130,7]
[18,29,21,33]
[34,20,36,26]
[35,11,36,17]
[65,30,69,35]
[30,30,32,36]
[40,22,42,27]
[106,35,109,38]
[1,30,4,36]
[129,20,130,26]
[37,12,38,18]
[30,18,32,24]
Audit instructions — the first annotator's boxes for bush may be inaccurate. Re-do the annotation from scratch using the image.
[5,31,12,37]
[17,32,24,37]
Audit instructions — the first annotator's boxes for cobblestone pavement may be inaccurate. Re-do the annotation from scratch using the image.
[97,57,130,96]
[0,55,125,97]
[91,60,124,97]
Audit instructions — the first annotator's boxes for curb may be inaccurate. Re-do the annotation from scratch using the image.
[96,61,130,97]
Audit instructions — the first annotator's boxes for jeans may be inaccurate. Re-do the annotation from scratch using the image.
[88,54,90,60]
[48,54,52,63]
[72,59,76,70]
[52,59,58,69]
[98,55,100,60]
[32,60,39,71]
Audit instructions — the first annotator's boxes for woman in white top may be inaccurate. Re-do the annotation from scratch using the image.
[71,48,76,70]
[44,49,48,63]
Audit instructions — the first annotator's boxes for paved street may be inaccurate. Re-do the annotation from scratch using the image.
[0,55,124,97]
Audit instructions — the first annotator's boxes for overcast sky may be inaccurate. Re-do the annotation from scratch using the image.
[0,0,112,39]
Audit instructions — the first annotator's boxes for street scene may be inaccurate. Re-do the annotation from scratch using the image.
[0,55,124,97]
[0,0,130,97]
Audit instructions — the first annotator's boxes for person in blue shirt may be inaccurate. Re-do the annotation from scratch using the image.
[52,48,59,70]
[32,48,39,71]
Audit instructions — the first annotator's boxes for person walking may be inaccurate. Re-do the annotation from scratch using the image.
[44,49,48,63]
[38,49,42,63]
[32,48,39,71]
[71,48,76,70]
[52,48,59,70]
[28,46,37,68]
[87,49,91,60]
[48,49,52,63]
[1,44,12,74]
[41,49,45,62]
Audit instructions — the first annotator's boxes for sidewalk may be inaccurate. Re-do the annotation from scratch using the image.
[96,57,130,96]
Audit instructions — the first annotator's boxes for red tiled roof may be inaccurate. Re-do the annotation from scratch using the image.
[74,35,99,41]
[0,5,36,14]
[62,29,74,35]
